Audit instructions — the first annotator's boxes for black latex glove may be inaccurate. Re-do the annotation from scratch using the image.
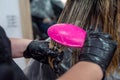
[79,32,117,75]
[23,40,61,63]
[52,51,64,76]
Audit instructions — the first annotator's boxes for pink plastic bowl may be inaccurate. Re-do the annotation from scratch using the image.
[47,23,86,48]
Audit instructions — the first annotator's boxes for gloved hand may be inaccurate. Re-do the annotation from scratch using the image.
[79,32,117,75]
[23,40,62,64]
[51,51,64,75]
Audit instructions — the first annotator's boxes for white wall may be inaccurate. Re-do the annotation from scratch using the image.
[0,0,26,69]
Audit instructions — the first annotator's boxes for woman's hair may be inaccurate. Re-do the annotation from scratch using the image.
[56,0,120,74]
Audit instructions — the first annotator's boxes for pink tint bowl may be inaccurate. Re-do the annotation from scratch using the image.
[47,23,86,48]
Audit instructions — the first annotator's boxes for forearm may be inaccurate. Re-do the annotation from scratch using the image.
[10,38,32,58]
[58,61,103,80]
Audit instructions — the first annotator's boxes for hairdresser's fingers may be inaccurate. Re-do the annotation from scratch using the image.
[85,32,117,51]
[52,52,66,75]
[88,32,112,39]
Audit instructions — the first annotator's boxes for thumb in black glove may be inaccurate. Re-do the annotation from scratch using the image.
[23,40,60,63]
[79,32,117,76]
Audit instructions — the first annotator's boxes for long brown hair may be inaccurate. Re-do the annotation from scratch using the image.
[51,0,120,74]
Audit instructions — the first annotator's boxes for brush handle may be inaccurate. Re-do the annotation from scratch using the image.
[47,23,86,48]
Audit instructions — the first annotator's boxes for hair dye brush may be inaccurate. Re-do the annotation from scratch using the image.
[47,23,86,76]
[48,23,86,48]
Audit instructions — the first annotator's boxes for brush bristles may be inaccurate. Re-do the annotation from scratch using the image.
[50,40,65,52]
[50,40,81,65]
